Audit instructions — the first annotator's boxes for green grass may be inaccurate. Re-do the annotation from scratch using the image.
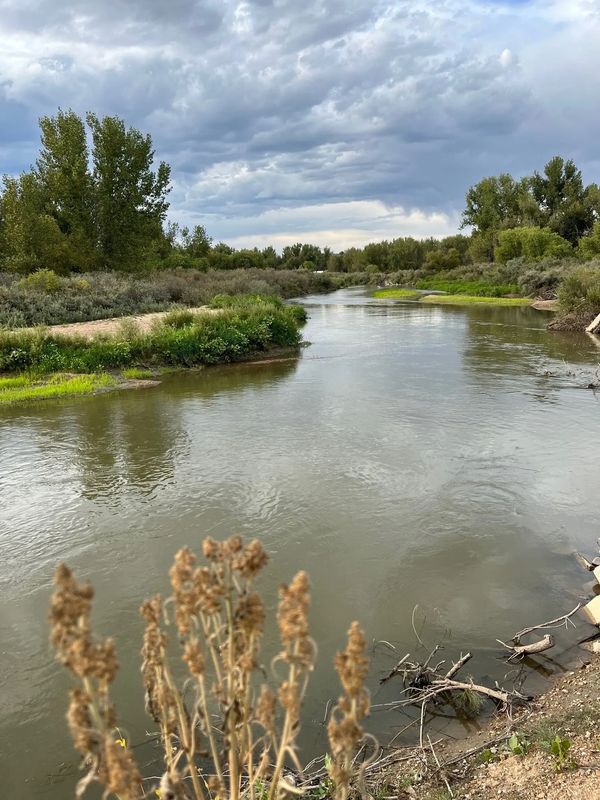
[0,303,304,375]
[421,294,531,306]
[372,288,420,300]
[121,367,154,380]
[373,287,530,306]
[0,372,116,405]
[415,278,520,297]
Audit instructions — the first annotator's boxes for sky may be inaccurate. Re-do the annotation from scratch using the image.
[0,0,599,250]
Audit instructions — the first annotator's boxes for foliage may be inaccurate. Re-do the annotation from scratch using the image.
[415,278,519,296]
[540,735,575,772]
[0,303,304,374]
[556,266,600,314]
[507,733,530,756]
[16,268,63,293]
[0,372,115,404]
[0,109,170,274]
[0,269,355,328]
[49,536,370,800]
[494,227,572,264]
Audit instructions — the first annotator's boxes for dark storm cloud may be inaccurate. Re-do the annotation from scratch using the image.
[0,0,599,245]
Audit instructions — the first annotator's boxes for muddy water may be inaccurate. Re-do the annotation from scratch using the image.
[1,288,599,797]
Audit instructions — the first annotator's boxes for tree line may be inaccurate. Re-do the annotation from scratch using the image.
[2,110,600,276]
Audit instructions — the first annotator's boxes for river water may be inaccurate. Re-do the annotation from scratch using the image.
[1,288,600,797]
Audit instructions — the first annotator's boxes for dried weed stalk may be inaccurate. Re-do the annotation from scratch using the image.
[50,536,370,800]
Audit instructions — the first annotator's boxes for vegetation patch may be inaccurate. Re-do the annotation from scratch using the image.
[421,294,531,306]
[0,372,116,405]
[121,367,154,380]
[415,278,520,297]
[372,288,420,300]
[0,303,304,375]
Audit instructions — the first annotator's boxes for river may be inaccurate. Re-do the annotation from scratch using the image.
[1,287,599,797]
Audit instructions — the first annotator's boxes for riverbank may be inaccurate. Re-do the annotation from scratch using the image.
[374,654,600,799]
[373,287,532,306]
[0,268,366,328]
[0,298,305,403]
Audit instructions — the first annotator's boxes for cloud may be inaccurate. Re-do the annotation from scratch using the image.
[0,0,599,247]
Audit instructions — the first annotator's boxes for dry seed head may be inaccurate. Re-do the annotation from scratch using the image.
[225,534,243,555]
[278,680,300,719]
[160,770,188,799]
[233,538,268,578]
[101,735,142,798]
[277,570,311,655]
[202,536,223,562]
[334,621,369,713]
[234,591,265,636]
[67,688,97,755]
[170,548,198,636]
[49,563,93,650]
[256,684,277,732]
[183,639,205,677]
[193,565,224,615]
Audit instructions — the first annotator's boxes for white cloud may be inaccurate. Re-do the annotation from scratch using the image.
[185,200,461,250]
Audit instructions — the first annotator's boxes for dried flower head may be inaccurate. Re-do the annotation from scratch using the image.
[256,685,277,733]
[277,571,313,666]
[183,639,205,677]
[233,539,268,578]
[101,735,142,798]
[234,591,265,636]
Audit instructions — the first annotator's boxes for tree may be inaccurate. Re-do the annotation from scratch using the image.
[86,113,171,270]
[529,156,592,245]
[180,224,212,258]
[494,227,572,264]
[462,174,528,235]
[35,109,97,269]
[578,221,600,261]
[0,173,69,272]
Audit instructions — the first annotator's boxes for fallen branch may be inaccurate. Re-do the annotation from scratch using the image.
[444,652,472,679]
[510,603,581,644]
[380,653,411,684]
[497,634,555,661]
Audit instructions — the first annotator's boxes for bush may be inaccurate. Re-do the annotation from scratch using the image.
[0,269,358,328]
[495,227,573,264]
[557,267,600,314]
[16,268,63,293]
[0,303,304,373]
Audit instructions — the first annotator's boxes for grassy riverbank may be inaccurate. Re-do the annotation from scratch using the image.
[0,297,306,403]
[0,372,118,404]
[374,287,531,306]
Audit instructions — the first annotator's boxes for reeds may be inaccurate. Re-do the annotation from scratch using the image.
[50,536,371,800]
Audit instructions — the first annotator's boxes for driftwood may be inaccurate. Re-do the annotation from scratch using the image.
[585,311,600,334]
[497,634,555,661]
[510,603,581,644]
[374,650,527,713]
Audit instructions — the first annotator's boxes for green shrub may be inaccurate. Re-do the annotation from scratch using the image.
[557,267,600,314]
[0,303,303,374]
[16,268,63,293]
[495,227,573,264]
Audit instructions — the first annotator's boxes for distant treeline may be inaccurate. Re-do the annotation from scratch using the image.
[2,109,600,275]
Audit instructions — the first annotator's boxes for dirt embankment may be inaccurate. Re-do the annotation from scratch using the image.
[382,654,600,799]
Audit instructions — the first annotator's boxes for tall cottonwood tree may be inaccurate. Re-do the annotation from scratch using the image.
[36,109,97,269]
[0,109,171,273]
[87,113,171,271]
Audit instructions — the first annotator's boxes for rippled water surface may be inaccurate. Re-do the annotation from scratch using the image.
[2,288,600,797]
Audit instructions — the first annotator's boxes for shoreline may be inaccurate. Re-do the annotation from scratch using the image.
[369,653,600,799]
[0,345,302,406]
